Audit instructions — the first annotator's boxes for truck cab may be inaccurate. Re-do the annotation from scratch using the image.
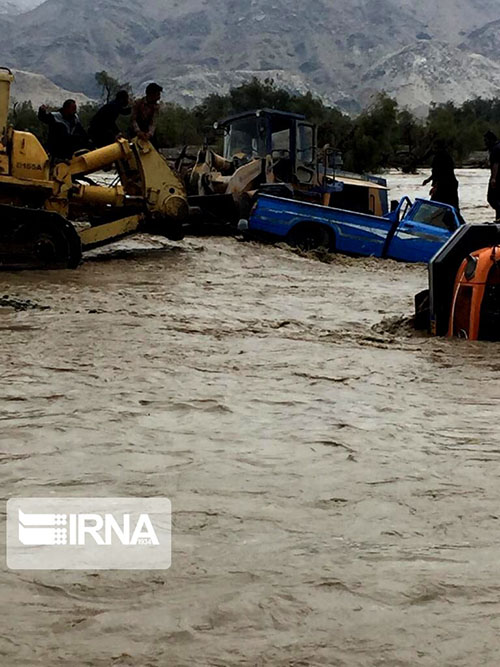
[385,198,462,262]
[245,193,462,264]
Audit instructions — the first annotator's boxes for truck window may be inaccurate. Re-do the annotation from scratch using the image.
[411,202,456,231]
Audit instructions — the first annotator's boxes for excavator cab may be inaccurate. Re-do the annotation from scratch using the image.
[220,109,316,186]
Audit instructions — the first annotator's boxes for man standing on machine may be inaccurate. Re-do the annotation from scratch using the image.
[130,82,162,144]
[89,90,131,148]
[38,99,88,163]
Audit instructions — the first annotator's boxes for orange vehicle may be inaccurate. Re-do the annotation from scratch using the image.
[419,223,500,340]
[448,246,500,340]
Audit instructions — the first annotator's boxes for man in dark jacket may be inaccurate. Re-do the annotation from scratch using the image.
[485,130,500,220]
[38,99,88,162]
[89,90,131,148]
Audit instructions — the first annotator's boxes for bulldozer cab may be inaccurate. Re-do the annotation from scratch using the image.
[220,109,316,186]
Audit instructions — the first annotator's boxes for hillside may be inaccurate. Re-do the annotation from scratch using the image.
[0,0,41,13]
[358,41,500,116]
[10,68,91,107]
[0,0,499,112]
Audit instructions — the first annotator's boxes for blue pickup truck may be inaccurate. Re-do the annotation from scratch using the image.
[242,194,464,263]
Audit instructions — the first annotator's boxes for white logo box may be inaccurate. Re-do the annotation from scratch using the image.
[7,498,171,570]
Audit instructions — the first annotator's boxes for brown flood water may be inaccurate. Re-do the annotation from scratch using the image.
[2,170,500,666]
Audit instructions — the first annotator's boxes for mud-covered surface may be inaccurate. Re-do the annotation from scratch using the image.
[2,171,500,666]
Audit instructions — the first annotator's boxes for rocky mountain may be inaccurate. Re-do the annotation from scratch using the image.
[460,18,500,60]
[0,0,500,112]
[10,68,91,107]
[0,0,41,14]
[359,41,500,116]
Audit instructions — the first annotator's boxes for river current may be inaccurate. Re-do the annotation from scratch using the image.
[1,169,499,666]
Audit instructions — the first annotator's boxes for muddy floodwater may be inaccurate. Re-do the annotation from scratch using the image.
[2,170,500,666]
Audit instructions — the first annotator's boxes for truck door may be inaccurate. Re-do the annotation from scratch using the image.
[388,200,458,263]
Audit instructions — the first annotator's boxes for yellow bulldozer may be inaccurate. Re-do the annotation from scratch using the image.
[0,68,189,269]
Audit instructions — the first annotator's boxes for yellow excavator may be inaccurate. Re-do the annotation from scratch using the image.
[0,68,189,269]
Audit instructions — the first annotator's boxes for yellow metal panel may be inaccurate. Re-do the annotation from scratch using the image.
[369,188,384,216]
[0,68,14,139]
[11,131,50,181]
[67,138,134,176]
[72,184,126,207]
[226,160,262,196]
[78,215,142,249]
[132,139,188,219]
[44,197,69,216]
[0,174,53,190]
[0,152,8,175]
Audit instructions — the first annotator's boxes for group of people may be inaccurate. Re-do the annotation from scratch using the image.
[37,87,500,221]
[422,132,500,220]
[37,82,164,163]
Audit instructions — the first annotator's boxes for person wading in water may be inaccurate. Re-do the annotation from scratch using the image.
[422,139,460,212]
[485,130,500,220]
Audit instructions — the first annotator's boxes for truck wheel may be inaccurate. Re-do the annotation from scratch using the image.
[287,223,333,252]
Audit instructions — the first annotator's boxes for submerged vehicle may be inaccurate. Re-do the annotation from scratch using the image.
[448,246,500,340]
[0,68,188,269]
[188,108,388,224]
[242,193,462,263]
[418,223,500,340]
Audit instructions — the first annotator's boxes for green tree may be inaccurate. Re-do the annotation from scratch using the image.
[397,109,425,172]
[344,93,400,172]
[77,101,100,129]
[156,103,203,147]
[14,72,496,171]
[95,71,131,103]
[229,77,292,112]
[8,101,46,143]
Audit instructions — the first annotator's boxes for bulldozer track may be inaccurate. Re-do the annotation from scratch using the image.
[0,204,82,270]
